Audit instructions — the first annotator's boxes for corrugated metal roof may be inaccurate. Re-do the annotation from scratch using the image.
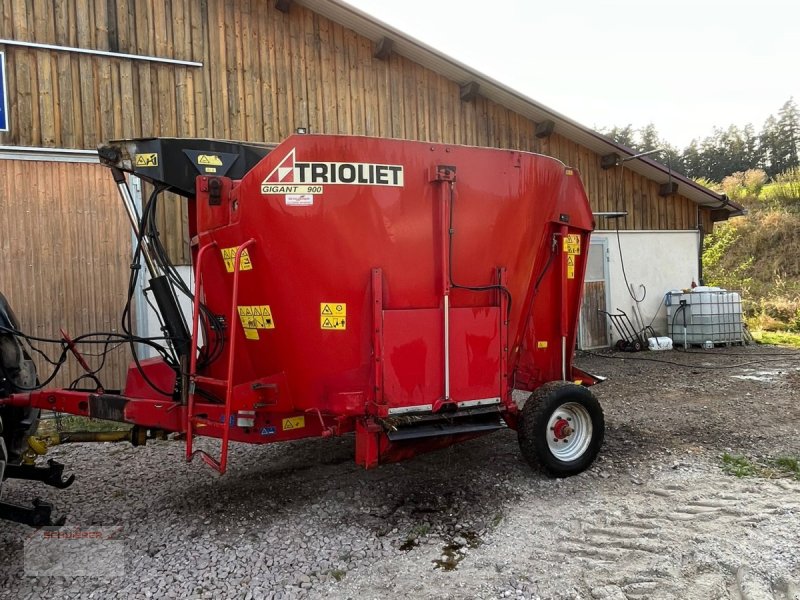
[295,0,744,217]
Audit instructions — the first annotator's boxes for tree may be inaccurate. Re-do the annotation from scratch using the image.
[759,115,780,175]
[775,98,800,173]
[682,140,704,178]
[603,124,636,148]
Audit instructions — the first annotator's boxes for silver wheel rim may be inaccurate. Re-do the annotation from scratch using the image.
[546,402,593,462]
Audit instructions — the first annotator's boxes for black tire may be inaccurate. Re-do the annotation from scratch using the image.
[614,339,627,352]
[518,381,604,477]
[632,340,643,352]
[0,334,39,464]
[0,414,8,500]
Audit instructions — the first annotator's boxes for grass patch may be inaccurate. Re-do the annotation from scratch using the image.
[37,414,132,434]
[329,569,346,582]
[750,330,800,348]
[409,523,431,537]
[721,453,800,481]
[721,453,759,477]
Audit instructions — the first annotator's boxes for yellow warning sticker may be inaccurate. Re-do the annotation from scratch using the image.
[563,234,581,255]
[320,303,346,330]
[321,317,346,330]
[237,305,275,339]
[320,303,346,317]
[565,168,574,176]
[197,154,223,166]
[134,153,158,167]
[567,265,575,279]
[282,416,305,431]
[537,341,548,349]
[222,247,253,273]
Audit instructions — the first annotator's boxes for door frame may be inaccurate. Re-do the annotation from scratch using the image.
[578,236,612,350]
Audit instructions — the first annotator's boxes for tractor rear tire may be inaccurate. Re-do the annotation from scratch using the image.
[0,415,7,497]
[0,329,40,465]
[518,381,604,477]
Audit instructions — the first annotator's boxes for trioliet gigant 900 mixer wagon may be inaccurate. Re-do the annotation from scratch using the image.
[0,134,604,526]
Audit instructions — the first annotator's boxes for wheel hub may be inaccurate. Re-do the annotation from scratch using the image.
[546,402,593,462]
[552,418,573,440]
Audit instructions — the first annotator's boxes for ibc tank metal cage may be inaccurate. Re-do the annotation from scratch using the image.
[666,288,744,347]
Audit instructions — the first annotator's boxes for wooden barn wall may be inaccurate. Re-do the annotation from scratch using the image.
[0,0,708,262]
[0,159,132,388]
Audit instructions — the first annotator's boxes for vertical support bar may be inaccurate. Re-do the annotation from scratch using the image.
[559,225,569,380]
[355,419,382,469]
[443,296,450,400]
[218,238,256,474]
[498,268,509,405]
[441,182,453,401]
[128,175,150,357]
[371,268,384,411]
[110,167,160,277]
[185,241,217,461]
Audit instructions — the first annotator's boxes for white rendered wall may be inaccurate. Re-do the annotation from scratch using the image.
[591,230,700,344]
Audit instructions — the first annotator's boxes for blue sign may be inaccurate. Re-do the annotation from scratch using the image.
[0,52,7,132]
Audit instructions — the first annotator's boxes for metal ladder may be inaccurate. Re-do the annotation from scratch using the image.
[185,239,256,474]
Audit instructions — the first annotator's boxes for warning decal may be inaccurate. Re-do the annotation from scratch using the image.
[563,234,581,255]
[261,148,404,195]
[237,305,275,340]
[564,234,580,279]
[282,416,305,431]
[134,153,158,167]
[221,247,253,273]
[197,154,223,166]
[320,303,346,330]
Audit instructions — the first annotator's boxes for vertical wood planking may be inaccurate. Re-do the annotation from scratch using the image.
[0,160,131,388]
[1,0,717,272]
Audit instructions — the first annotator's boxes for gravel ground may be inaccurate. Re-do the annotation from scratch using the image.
[1,345,799,599]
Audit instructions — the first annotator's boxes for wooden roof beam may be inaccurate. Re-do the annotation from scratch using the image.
[373,37,393,60]
[459,81,480,102]
[659,181,679,196]
[600,152,621,169]
[535,120,555,139]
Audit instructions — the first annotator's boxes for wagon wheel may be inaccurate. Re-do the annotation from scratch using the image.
[518,381,604,477]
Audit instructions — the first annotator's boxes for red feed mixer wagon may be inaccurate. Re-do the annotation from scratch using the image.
[0,134,604,526]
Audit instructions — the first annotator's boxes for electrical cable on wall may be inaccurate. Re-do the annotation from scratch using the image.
[610,146,676,339]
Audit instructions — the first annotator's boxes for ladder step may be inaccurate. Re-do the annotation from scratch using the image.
[386,418,504,442]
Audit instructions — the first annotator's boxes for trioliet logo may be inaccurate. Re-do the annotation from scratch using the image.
[260,148,404,195]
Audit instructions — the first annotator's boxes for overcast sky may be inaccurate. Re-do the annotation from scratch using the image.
[343,0,800,148]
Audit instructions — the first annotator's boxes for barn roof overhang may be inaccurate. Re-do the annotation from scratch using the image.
[297,0,745,221]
